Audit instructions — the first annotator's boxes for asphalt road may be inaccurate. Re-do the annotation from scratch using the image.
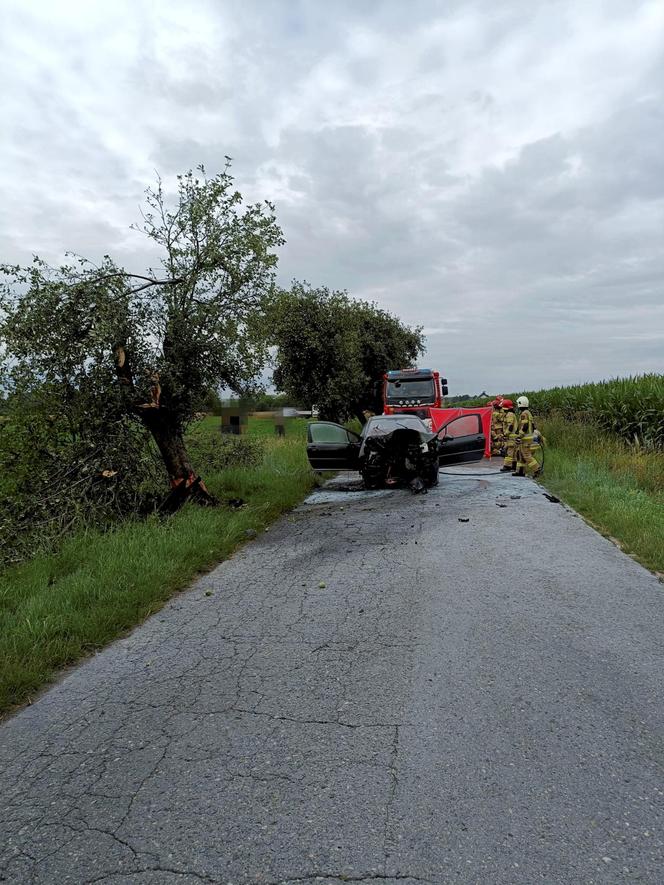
[1,463,663,884]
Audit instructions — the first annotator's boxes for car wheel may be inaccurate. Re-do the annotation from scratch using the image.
[423,462,439,487]
[362,471,385,489]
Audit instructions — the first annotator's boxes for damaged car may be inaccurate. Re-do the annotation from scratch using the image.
[306,412,487,490]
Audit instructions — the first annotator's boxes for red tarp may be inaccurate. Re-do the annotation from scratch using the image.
[428,407,493,458]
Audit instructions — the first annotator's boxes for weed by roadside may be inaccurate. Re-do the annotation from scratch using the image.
[539,416,664,575]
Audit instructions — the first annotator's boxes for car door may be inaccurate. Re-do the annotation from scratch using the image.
[306,422,361,471]
[436,413,486,465]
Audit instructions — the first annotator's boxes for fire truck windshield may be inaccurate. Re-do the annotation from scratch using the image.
[386,378,435,400]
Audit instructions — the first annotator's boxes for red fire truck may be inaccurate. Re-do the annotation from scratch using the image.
[381,368,448,419]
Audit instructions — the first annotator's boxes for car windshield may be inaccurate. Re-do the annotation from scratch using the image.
[386,379,435,399]
[364,416,427,436]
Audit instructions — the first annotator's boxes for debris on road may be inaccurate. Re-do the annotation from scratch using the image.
[409,476,427,494]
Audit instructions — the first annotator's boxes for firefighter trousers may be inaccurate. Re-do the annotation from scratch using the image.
[503,434,517,468]
[516,434,540,475]
[491,427,504,456]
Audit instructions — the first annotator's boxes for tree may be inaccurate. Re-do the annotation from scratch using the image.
[240,391,295,412]
[0,163,284,507]
[269,283,425,424]
[196,388,223,415]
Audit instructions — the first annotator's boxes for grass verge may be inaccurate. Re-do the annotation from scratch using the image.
[538,416,664,575]
[0,418,315,715]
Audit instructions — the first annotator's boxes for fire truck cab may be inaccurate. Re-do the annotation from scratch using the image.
[382,368,448,419]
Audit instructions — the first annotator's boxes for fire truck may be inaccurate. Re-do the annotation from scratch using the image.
[381,368,448,420]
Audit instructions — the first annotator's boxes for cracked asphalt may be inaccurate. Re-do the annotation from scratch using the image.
[1,462,663,884]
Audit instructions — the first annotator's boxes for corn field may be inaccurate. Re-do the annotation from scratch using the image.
[517,374,664,450]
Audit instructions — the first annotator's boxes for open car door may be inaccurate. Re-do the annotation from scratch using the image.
[307,422,361,471]
[436,412,486,466]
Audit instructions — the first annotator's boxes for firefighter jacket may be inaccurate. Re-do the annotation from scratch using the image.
[503,409,517,436]
[518,409,535,437]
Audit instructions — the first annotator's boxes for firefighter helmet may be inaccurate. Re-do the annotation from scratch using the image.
[501,399,514,409]
[517,396,529,408]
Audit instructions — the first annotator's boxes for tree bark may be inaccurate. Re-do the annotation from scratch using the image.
[139,409,218,512]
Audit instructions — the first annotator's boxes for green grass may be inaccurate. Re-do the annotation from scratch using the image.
[538,416,664,575]
[191,412,307,440]
[0,416,315,715]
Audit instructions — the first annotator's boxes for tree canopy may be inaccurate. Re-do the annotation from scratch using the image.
[269,282,425,423]
[0,163,284,505]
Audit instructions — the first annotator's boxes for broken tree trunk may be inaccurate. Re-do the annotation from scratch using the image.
[140,409,218,513]
[113,345,218,512]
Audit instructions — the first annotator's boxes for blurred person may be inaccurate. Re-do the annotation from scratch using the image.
[500,400,518,472]
[490,397,504,456]
[513,396,540,477]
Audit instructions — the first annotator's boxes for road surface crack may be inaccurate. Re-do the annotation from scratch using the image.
[267,875,431,884]
[382,725,400,868]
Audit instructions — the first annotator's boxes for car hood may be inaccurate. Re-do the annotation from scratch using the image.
[360,419,437,457]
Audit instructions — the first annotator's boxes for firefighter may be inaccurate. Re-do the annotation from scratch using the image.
[513,396,540,477]
[499,399,517,472]
[490,398,504,456]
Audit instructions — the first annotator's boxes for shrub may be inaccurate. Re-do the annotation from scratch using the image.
[187,432,263,473]
[0,404,165,567]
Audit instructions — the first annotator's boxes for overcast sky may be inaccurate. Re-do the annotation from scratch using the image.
[2,0,663,395]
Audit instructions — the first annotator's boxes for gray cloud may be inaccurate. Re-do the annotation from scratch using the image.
[2,0,663,394]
